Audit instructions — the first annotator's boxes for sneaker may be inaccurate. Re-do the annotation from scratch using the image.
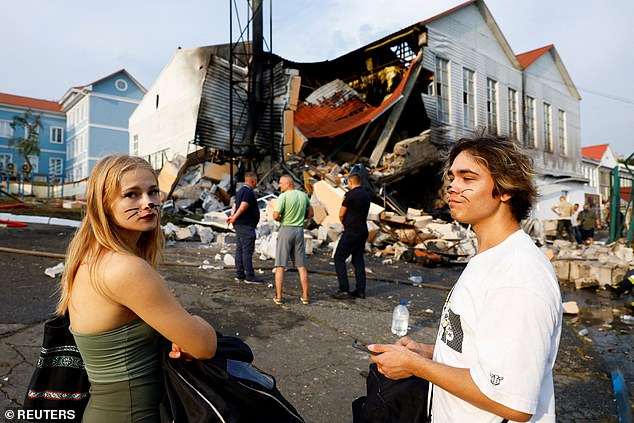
[350,290,366,299]
[244,277,265,285]
[234,277,244,283]
[331,290,352,300]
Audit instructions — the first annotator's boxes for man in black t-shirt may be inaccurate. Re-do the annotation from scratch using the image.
[227,172,261,284]
[332,173,372,299]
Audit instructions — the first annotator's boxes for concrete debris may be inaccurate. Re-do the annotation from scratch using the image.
[547,239,633,289]
[223,254,235,267]
[44,262,64,278]
[562,301,580,315]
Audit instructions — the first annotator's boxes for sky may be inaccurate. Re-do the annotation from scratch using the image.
[1,0,633,157]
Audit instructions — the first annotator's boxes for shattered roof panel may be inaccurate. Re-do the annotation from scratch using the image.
[294,63,413,139]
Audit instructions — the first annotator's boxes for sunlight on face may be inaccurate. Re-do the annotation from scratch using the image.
[110,168,161,236]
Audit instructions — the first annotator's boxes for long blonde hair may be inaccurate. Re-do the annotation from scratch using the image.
[57,155,164,315]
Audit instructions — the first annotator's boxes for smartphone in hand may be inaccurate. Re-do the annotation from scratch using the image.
[352,339,380,355]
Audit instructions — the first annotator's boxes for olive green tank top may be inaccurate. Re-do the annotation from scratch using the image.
[70,319,161,384]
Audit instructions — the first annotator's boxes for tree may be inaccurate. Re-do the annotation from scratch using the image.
[9,109,42,177]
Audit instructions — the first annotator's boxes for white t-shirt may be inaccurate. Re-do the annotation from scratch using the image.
[431,230,562,423]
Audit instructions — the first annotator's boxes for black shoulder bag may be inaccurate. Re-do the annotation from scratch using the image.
[23,314,90,423]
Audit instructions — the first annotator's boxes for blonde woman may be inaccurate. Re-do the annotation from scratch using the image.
[58,155,217,422]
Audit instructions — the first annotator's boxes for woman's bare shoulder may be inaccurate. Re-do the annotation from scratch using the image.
[98,251,157,289]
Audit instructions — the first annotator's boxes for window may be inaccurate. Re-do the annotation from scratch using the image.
[49,158,63,176]
[462,68,475,129]
[435,57,450,123]
[133,134,139,156]
[115,79,129,92]
[559,109,567,155]
[486,78,498,135]
[0,153,11,169]
[508,88,518,141]
[28,155,39,173]
[525,96,536,147]
[543,103,552,152]
[0,120,13,138]
[50,127,64,144]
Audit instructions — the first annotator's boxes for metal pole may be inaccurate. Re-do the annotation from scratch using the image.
[229,0,234,194]
[609,166,620,242]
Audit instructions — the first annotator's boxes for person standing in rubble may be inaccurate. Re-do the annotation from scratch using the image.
[571,203,582,244]
[332,173,372,300]
[273,174,313,305]
[551,195,573,241]
[368,135,562,422]
[579,202,601,245]
[227,172,261,284]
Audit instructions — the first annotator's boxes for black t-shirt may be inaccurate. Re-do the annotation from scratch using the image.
[235,185,260,226]
[342,186,372,233]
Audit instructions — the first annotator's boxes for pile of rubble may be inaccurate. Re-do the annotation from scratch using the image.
[157,153,477,266]
[547,239,634,289]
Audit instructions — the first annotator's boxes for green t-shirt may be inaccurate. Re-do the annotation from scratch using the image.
[275,190,310,226]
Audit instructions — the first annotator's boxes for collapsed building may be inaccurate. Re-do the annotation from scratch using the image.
[131,0,583,214]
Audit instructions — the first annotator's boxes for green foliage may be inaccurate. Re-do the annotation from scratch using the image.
[9,109,42,176]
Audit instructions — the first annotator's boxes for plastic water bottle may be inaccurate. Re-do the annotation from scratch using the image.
[391,301,409,337]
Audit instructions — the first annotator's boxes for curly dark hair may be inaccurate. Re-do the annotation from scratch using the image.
[445,134,537,222]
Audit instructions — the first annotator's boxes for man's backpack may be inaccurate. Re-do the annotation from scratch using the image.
[161,334,304,423]
[352,363,429,423]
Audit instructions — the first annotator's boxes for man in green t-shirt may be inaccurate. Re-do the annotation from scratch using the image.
[272,175,313,305]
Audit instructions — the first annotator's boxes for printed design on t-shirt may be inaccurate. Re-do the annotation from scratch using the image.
[489,373,504,386]
[439,304,464,353]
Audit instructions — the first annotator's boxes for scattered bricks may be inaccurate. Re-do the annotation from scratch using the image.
[575,277,599,290]
[552,260,570,282]
[562,301,580,314]
[175,225,196,241]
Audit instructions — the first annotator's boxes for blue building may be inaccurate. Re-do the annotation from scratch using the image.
[0,92,66,179]
[60,69,146,181]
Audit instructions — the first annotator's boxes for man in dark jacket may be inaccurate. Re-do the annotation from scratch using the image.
[332,173,372,299]
[227,172,261,284]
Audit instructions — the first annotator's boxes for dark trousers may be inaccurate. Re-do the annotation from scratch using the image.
[572,226,582,244]
[234,224,256,279]
[334,231,367,294]
[556,219,573,241]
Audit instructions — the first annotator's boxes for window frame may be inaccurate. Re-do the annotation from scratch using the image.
[0,120,13,138]
[0,153,12,169]
[462,68,475,129]
[558,109,567,156]
[543,103,552,152]
[508,88,518,141]
[435,57,450,124]
[525,96,536,148]
[49,157,63,176]
[50,126,64,144]
[486,78,498,135]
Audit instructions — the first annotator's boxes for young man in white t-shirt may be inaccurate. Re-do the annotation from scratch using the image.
[369,135,563,422]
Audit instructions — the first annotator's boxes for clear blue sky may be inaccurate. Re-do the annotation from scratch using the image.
[2,0,632,157]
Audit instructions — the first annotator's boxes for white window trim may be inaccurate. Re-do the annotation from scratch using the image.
[508,88,518,141]
[486,78,498,135]
[0,120,14,138]
[49,157,63,176]
[543,103,552,152]
[559,109,567,156]
[526,96,536,148]
[435,57,450,124]
[50,126,64,144]
[462,68,475,129]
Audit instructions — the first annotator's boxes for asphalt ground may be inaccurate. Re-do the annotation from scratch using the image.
[0,222,627,422]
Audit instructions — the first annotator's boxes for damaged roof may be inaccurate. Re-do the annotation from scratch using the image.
[294,64,414,139]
